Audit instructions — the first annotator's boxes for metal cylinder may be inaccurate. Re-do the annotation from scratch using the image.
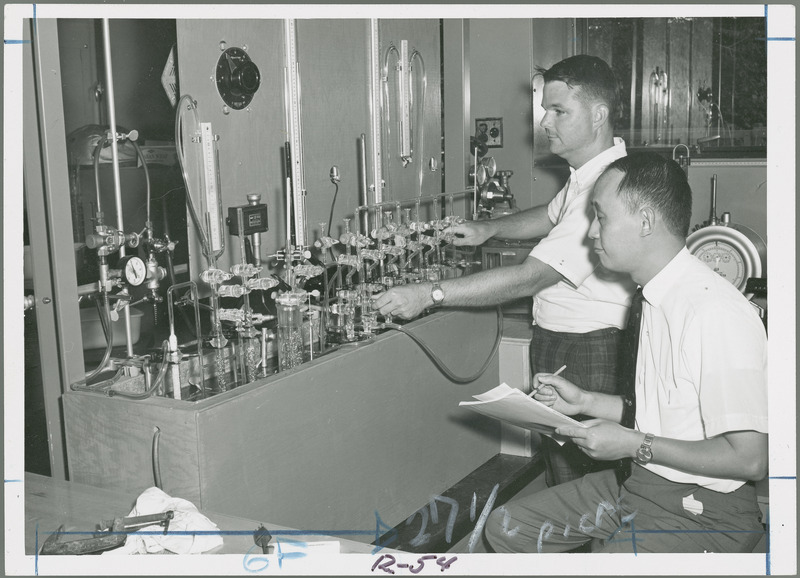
[101,19,134,358]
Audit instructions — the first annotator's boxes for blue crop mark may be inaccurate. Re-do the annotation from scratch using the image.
[3,4,35,45]
[763,5,796,42]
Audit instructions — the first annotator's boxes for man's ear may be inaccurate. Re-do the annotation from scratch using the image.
[593,103,610,128]
[640,207,656,237]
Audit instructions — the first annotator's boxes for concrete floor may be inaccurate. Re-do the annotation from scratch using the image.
[446,470,548,553]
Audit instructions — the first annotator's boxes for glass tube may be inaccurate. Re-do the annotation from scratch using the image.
[276,291,307,371]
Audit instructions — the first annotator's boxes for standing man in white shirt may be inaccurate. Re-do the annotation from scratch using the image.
[373,55,637,486]
[484,153,768,553]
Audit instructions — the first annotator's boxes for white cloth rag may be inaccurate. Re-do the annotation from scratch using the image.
[103,486,224,555]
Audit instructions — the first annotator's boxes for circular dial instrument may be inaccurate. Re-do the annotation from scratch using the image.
[120,255,147,287]
[686,224,766,297]
[693,241,746,286]
[216,47,261,110]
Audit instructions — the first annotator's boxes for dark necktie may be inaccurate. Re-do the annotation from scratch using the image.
[616,286,644,484]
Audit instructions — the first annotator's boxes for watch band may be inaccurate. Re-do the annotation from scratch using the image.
[634,432,655,465]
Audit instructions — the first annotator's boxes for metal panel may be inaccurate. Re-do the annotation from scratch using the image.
[378,19,443,203]
[24,18,86,479]
[175,19,287,279]
[442,19,470,196]
[295,19,370,242]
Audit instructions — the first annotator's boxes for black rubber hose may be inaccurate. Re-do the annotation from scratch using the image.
[382,307,503,384]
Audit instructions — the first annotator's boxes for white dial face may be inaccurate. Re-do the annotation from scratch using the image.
[124,256,147,286]
[694,241,746,287]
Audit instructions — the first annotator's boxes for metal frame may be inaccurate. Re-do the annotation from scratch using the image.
[23,18,85,480]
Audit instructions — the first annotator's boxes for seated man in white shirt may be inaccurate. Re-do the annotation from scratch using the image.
[484,152,768,553]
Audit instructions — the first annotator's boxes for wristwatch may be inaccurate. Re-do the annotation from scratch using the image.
[634,432,655,465]
[430,282,445,307]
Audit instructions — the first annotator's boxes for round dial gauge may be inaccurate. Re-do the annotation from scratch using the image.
[120,256,147,287]
[686,224,766,297]
[692,241,746,287]
[481,156,497,178]
[471,164,488,186]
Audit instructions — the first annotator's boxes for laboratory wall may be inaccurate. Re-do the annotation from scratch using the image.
[686,162,767,242]
[175,19,287,276]
[175,19,443,277]
[468,19,575,212]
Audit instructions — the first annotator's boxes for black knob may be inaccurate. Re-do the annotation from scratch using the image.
[231,61,260,95]
[216,47,261,110]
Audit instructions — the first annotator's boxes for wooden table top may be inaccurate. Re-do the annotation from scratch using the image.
[24,473,380,556]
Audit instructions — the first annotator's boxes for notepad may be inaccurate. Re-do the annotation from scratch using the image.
[459,383,586,444]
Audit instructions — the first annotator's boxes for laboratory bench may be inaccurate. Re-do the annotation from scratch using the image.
[61,309,538,551]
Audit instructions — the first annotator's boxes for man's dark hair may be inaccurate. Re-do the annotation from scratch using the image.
[605,152,693,238]
[536,55,621,125]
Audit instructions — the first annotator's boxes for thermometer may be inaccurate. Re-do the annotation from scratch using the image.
[200,122,224,256]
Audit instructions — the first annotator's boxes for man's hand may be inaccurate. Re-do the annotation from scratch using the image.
[372,284,432,320]
[448,220,497,246]
[555,419,641,461]
[532,373,587,416]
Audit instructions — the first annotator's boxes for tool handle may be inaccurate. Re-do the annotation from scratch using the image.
[102,510,175,533]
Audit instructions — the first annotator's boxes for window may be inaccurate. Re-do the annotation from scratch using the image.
[579,17,766,157]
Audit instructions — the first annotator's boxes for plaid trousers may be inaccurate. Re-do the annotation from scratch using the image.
[530,325,623,487]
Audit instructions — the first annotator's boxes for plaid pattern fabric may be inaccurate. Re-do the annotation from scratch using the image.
[530,325,622,486]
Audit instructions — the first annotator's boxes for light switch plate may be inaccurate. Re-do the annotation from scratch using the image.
[475,117,503,148]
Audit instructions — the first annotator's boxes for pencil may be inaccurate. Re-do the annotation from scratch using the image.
[528,364,567,397]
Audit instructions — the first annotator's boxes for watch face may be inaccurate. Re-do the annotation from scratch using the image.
[432,287,445,303]
[636,447,652,464]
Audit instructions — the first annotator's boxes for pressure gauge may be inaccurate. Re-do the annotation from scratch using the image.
[119,255,147,287]
[470,164,488,186]
[481,156,497,179]
[686,222,766,297]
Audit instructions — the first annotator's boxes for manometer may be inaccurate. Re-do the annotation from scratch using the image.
[119,255,147,287]
[687,220,766,296]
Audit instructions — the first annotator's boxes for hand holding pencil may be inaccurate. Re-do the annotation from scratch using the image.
[529,364,567,398]
[530,365,591,417]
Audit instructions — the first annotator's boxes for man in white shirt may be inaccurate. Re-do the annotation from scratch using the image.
[373,55,637,485]
[484,153,768,553]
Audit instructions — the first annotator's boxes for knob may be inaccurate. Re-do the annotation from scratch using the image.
[230,60,261,95]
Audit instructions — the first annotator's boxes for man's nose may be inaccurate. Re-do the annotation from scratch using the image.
[588,217,599,239]
[540,111,552,129]
[539,110,553,129]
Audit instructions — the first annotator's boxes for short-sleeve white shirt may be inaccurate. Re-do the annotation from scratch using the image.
[529,138,636,332]
[636,248,769,493]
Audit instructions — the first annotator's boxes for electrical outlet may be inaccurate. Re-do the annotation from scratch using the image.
[475,117,503,148]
